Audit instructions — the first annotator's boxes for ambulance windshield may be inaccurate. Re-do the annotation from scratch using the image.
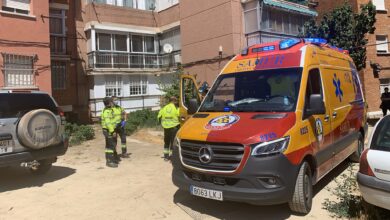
[199,68,302,112]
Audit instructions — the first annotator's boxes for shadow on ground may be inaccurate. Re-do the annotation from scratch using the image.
[0,165,76,193]
[173,161,351,220]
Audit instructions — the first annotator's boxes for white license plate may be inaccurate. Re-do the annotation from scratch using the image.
[0,140,13,154]
[190,185,223,201]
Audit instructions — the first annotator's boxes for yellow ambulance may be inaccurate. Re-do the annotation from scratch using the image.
[172,38,367,214]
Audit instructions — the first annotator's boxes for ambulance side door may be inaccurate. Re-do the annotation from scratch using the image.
[304,68,334,180]
[179,75,202,124]
[322,69,356,168]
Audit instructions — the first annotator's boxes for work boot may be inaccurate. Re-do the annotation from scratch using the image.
[114,152,121,163]
[164,154,169,161]
[106,161,118,168]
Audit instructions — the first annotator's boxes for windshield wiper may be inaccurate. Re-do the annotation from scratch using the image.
[228,98,265,107]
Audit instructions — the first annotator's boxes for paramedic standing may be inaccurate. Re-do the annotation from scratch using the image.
[101,97,118,168]
[381,87,390,116]
[158,96,180,161]
[112,96,129,158]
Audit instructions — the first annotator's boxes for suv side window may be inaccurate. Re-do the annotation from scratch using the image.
[0,94,57,119]
[304,69,323,119]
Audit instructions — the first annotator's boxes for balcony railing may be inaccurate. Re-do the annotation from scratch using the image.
[50,36,67,55]
[87,51,180,69]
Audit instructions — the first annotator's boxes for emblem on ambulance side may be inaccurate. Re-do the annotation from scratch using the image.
[205,115,240,131]
[315,118,324,143]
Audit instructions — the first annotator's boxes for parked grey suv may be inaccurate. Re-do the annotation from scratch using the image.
[0,90,68,174]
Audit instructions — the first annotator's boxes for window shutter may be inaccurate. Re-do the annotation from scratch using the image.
[373,0,386,10]
[3,0,30,11]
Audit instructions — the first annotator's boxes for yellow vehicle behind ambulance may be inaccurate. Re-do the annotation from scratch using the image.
[172,38,367,214]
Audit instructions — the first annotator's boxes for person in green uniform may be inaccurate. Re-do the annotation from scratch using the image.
[101,97,118,168]
[112,96,129,158]
[158,96,180,161]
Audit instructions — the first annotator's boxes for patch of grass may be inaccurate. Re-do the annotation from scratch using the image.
[322,164,390,219]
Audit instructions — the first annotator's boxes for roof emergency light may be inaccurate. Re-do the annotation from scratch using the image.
[279,38,301,50]
[304,38,327,45]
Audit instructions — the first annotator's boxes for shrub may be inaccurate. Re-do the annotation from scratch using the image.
[65,122,95,146]
[125,109,159,135]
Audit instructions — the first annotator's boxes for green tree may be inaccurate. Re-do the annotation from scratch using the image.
[301,2,376,70]
[158,65,183,105]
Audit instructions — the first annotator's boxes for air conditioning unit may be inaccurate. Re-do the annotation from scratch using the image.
[174,54,182,64]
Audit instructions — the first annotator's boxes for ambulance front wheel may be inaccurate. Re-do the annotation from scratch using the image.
[288,161,313,214]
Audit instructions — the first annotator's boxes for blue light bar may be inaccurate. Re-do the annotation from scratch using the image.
[304,38,327,44]
[279,38,301,50]
[252,45,276,53]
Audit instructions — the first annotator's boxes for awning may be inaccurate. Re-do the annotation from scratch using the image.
[263,0,318,17]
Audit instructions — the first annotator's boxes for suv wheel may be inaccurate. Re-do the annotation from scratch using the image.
[288,161,313,214]
[29,159,53,175]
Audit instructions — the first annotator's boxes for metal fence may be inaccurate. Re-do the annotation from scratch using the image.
[89,94,162,118]
[2,53,35,88]
[87,51,180,69]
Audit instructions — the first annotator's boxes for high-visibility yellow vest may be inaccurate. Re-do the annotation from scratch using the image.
[101,107,116,133]
[112,105,124,124]
[158,103,180,129]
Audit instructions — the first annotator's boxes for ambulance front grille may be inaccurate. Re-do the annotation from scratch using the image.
[180,140,245,172]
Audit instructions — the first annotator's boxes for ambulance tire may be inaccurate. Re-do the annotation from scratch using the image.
[349,133,364,163]
[288,161,312,214]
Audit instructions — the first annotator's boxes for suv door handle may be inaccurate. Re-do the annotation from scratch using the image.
[332,112,337,118]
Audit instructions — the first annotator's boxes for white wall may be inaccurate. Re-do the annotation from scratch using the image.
[90,74,174,117]
[156,0,178,11]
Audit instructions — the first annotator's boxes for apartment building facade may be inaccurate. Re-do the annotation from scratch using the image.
[180,0,317,84]
[78,0,181,120]
[0,0,51,93]
[317,0,390,117]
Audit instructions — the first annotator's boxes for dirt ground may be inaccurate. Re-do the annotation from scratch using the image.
[0,127,372,220]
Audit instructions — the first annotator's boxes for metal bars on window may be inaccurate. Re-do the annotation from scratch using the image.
[1,53,35,87]
[51,61,67,90]
[129,75,147,96]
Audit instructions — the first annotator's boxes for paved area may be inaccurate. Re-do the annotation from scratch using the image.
[0,128,371,220]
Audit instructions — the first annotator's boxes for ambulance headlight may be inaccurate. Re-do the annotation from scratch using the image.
[251,137,290,156]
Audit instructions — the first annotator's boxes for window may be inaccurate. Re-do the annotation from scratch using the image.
[373,0,386,11]
[304,68,323,119]
[182,77,201,109]
[114,34,127,51]
[51,61,66,90]
[105,75,122,97]
[243,1,259,33]
[2,53,35,87]
[0,94,57,119]
[145,0,155,10]
[144,36,155,53]
[49,9,67,54]
[132,35,143,52]
[376,35,389,53]
[97,33,112,51]
[160,28,181,53]
[2,0,30,15]
[129,75,147,96]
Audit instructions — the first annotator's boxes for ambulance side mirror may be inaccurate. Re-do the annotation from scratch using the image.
[188,98,199,115]
[307,94,325,116]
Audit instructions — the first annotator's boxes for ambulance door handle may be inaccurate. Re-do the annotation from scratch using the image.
[332,112,337,118]
[324,115,330,122]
